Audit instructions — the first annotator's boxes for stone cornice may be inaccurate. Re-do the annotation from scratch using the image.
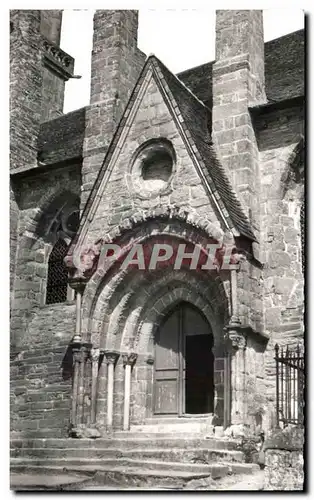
[224,323,269,346]
[42,37,74,80]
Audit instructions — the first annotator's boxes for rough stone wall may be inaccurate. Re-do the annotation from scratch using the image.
[264,427,304,490]
[236,259,264,335]
[84,76,221,245]
[11,339,73,440]
[245,336,267,429]
[213,10,266,235]
[40,40,74,122]
[11,165,81,349]
[10,10,43,301]
[256,104,304,426]
[10,10,304,440]
[41,65,65,121]
[211,11,267,339]
[131,355,153,424]
[10,10,43,172]
[40,10,62,45]
[81,10,146,210]
[10,183,19,294]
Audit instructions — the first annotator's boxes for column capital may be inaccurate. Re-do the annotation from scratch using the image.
[229,332,247,350]
[104,350,119,365]
[90,347,100,363]
[68,277,86,293]
[224,324,247,351]
[122,352,137,367]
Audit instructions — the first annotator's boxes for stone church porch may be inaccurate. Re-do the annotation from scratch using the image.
[67,215,267,439]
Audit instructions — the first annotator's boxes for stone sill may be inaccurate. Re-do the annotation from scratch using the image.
[38,300,76,309]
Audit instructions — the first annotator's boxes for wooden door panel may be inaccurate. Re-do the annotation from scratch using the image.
[154,379,178,414]
[154,309,179,414]
[154,302,217,416]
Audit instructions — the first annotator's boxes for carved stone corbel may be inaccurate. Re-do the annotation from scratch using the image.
[229,331,247,351]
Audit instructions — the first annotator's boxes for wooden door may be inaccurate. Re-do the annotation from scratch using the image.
[154,308,180,414]
[154,302,215,416]
[184,306,214,415]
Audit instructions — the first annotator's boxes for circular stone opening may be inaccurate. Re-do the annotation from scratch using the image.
[141,149,173,189]
[131,139,175,196]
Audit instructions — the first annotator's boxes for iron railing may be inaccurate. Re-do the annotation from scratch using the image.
[275,343,304,427]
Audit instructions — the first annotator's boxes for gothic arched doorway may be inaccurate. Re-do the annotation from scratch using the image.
[154,302,214,416]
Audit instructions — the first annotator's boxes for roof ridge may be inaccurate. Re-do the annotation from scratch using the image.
[152,55,209,110]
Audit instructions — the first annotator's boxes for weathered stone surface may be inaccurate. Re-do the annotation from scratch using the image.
[10,10,304,489]
[264,427,304,490]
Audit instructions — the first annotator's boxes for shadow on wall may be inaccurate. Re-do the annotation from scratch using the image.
[61,344,74,381]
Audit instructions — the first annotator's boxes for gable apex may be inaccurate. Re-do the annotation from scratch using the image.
[68,54,256,263]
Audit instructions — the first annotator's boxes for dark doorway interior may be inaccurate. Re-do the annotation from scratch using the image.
[185,334,214,414]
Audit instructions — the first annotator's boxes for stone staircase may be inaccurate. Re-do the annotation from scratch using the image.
[10,421,262,490]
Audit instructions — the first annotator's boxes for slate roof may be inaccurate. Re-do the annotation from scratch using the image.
[178,29,304,106]
[38,107,86,165]
[68,55,256,259]
[31,29,304,175]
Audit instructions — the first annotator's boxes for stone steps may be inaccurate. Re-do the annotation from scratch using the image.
[11,457,217,474]
[11,429,65,439]
[11,436,241,451]
[10,464,212,490]
[129,423,214,433]
[11,446,244,463]
[10,473,92,491]
[11,457,256,475]
[145,415,211,422]
[10,431,261,490]
[10,461,260,490]
[129,417,216,434]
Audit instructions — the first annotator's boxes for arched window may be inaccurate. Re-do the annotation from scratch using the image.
[46,239,69,305]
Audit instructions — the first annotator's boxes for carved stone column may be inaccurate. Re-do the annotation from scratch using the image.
[224,261,247,432]
[95,351,106,431]
[71,345,82,429]
[104,351,119,430]
[226,328,247,428]
[122,353,137,431]
[76,345,90,426]
[90,348,100,425]
[69,279,85,344]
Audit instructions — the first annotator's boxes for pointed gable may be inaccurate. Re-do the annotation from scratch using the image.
[68,55,256,262]
[153,57,256,242]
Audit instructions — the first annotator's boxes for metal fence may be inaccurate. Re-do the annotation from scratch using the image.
[275,344,304,427]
